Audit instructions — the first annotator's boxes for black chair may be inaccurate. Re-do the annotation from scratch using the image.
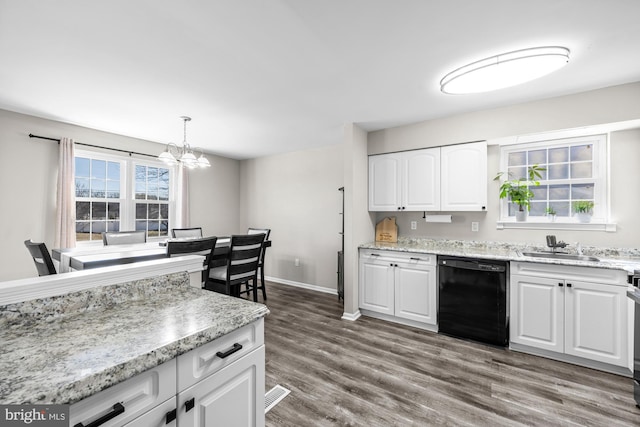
[102,230,147,245]
[167,236,218,285]
[242,228,271,301]
[24,239,57,276]
[205,234,265,299]
[171,227,203,238]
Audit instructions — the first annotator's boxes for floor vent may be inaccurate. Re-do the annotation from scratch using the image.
[265,384,290,413]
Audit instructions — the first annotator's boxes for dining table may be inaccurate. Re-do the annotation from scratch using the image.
[52,236,271,273]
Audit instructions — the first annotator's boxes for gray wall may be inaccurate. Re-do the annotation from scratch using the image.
[368,82,640,249]
[239,144,344,291]
[0,109,240,281]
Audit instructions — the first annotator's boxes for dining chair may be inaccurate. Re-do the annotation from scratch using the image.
[204,233,265,299]
[171,227,203,238]
[167,236,218,285]
[244,228,271,301]
[24,239,57,276]
[102,230,147,246]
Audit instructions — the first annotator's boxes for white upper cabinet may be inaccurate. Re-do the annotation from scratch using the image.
[440,141,487,211]
[368,141,486,212]
[369,148,440,211]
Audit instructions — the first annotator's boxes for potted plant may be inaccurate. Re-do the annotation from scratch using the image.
[545,206,557,222]
[573,200,594,223]
[494,164,544,221]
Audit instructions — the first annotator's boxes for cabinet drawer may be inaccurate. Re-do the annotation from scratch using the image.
[69,359,176,427]
[177,318,264,391]
[124,397,176,427]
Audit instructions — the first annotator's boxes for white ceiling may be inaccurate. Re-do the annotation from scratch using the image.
[1,0,640,160]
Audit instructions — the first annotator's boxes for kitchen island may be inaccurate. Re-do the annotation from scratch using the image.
[0,270,269,425]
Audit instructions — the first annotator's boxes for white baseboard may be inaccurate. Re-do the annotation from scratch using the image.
[341,310,361,321]
[265,276,338,296]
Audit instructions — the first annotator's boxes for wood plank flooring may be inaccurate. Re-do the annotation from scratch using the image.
[257,282,640,426]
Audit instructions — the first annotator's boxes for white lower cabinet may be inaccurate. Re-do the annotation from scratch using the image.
[510,262,630,371]
[177,346,265,427]
[359,250,437,329]
[70,319,265,427]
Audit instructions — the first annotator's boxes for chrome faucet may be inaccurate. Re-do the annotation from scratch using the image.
[546,235,568,253]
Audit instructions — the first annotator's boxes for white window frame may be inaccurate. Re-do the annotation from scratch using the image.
[496,134,615,232]
[74,149,177,245]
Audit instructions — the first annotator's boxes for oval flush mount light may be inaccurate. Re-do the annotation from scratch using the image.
[440,46,570,94]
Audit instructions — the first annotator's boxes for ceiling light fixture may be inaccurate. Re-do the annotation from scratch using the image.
[158,116,211,169]
[440,46,570,95]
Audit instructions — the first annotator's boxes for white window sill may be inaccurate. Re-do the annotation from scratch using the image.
[496,220,616,232]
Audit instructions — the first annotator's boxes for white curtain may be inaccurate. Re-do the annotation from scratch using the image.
[175,163,190,228]
[54,137,76,248]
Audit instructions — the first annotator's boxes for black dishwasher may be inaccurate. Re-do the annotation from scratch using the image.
[438,256,509,346]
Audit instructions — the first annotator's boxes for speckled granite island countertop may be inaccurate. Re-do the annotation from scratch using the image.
[0,271,269,405]
[360,237,640,274]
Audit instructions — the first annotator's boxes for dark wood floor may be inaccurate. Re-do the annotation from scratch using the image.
[256,282,640,426]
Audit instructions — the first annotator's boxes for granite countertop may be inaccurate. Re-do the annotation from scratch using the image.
[0,272,269,405]
[360,237,640,274]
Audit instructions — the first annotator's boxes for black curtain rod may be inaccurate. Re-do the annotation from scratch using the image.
[28,133,158,159]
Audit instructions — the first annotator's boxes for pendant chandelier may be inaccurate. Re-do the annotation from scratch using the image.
[158,116,210,169]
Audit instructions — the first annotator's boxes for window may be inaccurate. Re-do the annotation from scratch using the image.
[498,135,607,224]
[74,150,175,242]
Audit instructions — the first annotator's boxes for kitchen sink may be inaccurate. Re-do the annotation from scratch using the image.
[520,251,600,262]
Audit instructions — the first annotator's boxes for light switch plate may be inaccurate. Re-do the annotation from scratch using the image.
[471,222,479,232]
[410,221,417,230]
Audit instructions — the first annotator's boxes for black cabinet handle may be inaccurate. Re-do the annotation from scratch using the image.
[410,257,421,261]
[401,206,406,210]
[165,409,177,424]
[185,397,195,412]
[216,343,243,359]
[390,263,393,266]
[558,282,564,287]
[397,207,401,210]
[74,402,125,427]
[567,283,572,288]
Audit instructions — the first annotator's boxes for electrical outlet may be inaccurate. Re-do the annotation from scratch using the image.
[294,258,300,267]
[410,221,417,230]
[471,222,479,232]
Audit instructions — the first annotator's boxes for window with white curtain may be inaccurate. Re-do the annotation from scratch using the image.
[74,150,176,242]
[498,134,608,223]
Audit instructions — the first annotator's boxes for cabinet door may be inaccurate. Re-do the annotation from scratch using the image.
[178,346,265,427]
[510,274,564,352]
[124,398,176,427]
[368,154,402,211]
[359,257,395,315]
[394,262,436,325]
[440,141,487,211]
[403,148,440,211]
[564,280,628,367]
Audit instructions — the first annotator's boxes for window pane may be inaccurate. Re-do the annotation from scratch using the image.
[92,159,106,179]
[107,202,120,220]
[92,221,106,233]
[135,165,146,200]
[571,144,593,161]
[531,186,548,199]
[107,180,120,198]
[107,161,120,181]
[160,204,168,220]
[136,203,147,220]
[76,222,90,241]
[529,201,546,216]
[77,202,91,220]
[548,164,568,180]
[149,203,160,219]
[160,220,168,236]
[91,179,105,198]
[549,185,570,200]
[76,178,90,197]
[572,184,594,200]
[92,202,106,220]
[508,151,526,166]
[76,157,90,178]
[549,147,568,163]
[550,201,570,217]
[508,166,526,180]
[107,221,120,232]
[136,220,147,232]
[571,162,592,179]
[528,149,546,166]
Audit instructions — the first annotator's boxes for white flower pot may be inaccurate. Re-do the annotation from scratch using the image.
[575,212,592,223]
[515,210,528,222]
